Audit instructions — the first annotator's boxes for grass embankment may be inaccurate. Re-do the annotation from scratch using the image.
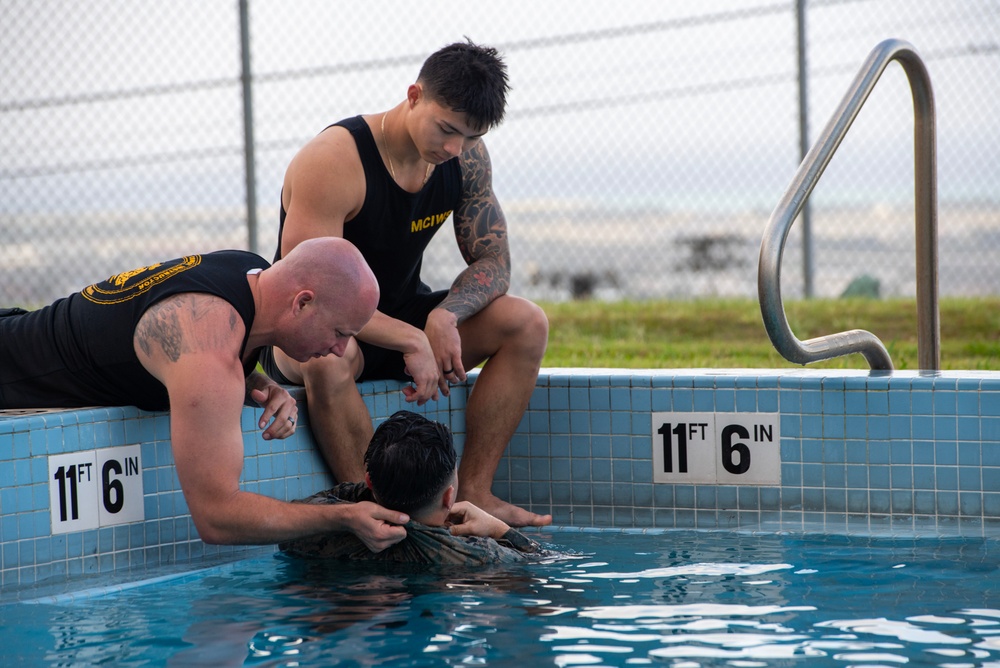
[539,298,1000,371]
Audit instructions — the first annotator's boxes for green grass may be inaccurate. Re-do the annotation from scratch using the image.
[539,297,1000,371]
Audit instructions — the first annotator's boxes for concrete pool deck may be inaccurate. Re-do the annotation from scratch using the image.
[3,368,999,594]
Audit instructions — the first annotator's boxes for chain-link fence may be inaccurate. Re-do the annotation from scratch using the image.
[2,0,998,306]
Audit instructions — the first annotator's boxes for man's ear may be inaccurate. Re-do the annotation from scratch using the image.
[364,472,374,490]
[441,484,456,511]
[407,83,422,107]
[293,290,314,315]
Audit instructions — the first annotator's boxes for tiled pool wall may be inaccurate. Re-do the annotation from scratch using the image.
[2,368,999,593]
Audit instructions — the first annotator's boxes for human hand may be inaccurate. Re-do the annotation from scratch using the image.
[424,308,465,395]
[249,383,298,441]
[400,336,441,406]
[446,501,509,540]
[344,501,410,553]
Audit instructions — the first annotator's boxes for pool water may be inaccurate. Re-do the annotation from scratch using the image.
[3,528,999,667]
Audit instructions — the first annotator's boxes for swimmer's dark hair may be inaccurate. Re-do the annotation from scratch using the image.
[417,38,509,130]
[364,410,458,517]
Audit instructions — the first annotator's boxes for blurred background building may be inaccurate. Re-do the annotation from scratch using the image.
[2,0,997,304]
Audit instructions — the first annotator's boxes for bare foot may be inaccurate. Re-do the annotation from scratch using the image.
[462,492,552,528]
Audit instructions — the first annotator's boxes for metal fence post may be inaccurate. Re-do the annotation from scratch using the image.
[239,0,259,255]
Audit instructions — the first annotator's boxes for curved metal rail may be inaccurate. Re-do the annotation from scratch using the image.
[758,38,940,371]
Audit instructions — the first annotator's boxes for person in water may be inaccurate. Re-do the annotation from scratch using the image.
[280,411,546,565]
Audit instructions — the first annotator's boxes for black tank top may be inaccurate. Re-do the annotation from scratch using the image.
[275,115,463,315]
[0,250,266,411]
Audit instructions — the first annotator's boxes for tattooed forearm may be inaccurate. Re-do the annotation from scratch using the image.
[443,142,512,322]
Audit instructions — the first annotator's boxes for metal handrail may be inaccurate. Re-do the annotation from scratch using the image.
[757,38,940,371]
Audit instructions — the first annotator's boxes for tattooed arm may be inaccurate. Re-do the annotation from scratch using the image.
[441,140,511,323]
[133,293,410,546]
[418,141,511,391]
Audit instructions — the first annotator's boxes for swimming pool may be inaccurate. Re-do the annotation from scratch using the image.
[4,527,998,666]
[2,369,1000,590]
[2,368,999,664]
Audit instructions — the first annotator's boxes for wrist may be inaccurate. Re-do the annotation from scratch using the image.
[428,307,459,329]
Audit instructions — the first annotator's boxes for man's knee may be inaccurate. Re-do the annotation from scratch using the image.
[506,298,548,358]
[300,344,363,396]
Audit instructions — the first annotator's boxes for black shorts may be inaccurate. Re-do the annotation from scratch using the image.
[257,290,447,385]
[357,290,447,382]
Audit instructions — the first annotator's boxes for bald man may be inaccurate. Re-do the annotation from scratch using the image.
[0,238,410,550]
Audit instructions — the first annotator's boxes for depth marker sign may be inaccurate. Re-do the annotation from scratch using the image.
[48,444,145,534]
[651,412,781,485]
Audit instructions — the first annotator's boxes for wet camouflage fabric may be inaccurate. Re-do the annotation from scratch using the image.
[278,482,545,566]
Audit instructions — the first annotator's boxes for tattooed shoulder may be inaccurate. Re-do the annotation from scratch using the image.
[135,293,239,363]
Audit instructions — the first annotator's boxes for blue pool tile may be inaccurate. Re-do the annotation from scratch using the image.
[714,389,735,412]
[570,411,590,434]
[823,464,846,488]
[824,440,845,462]
[802,463,823,487]
[958,466,981,491]
[847,489,868,513]
[844,415,866,439]
[674,485,695,508]
[956,391,979,416]
[984,443,1000,467]
[959,442,982,467]
[801,416,823,439]
[590,412,611,434]
[890,466,912,488]
[935,416,957,441]
[802,439,823,463]
[845,391,867,415]
[800,390,822,414]
[981,392,1000,417]
[867,415,890,440]
[869,490,890,514]
[846,464,868,488]
[889,415,911,439]
[960,492,982,516]
[936,467,958,491]
[779,389,801,413]
[888,389,911,413]
[934,390,957,416]
[867,390,889,415]
[890,441,912,464]
[868,440,889,465]
[610,388,631,411]
[588,387,610,410]
[549,387,569,411]
[672,389,693,411]
[936,442,958,466]
[985,493,1000,516]
[569,387,589,410]
[868,465,890,489]
[890,490,913,514]
[911,390,933,415]
[984,417,1000,442]
[913,441,935,465]
[823,416,845,439]
[822,388,845,414]
[782,463,801,486]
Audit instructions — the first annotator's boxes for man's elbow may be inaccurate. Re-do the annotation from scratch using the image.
[190,515,244,546]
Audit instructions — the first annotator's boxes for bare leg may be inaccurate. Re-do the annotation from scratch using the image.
[274,342,371,483]
[456,296,552,527]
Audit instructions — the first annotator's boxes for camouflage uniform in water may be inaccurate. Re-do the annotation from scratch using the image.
[278,482,545,566]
